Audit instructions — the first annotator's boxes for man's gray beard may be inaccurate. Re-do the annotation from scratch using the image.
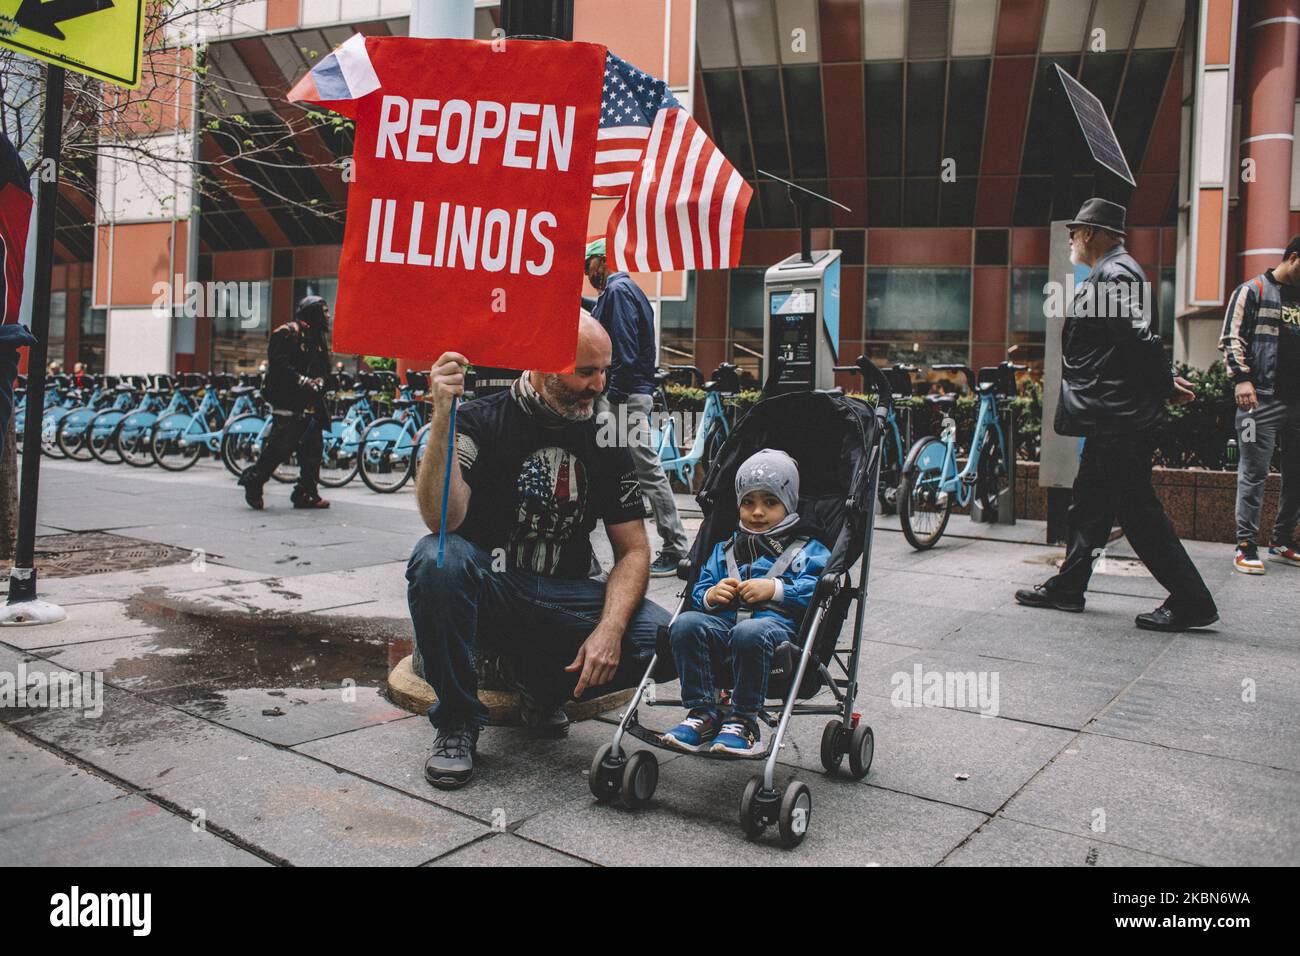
[1069,246,1082,266]
[541,374,595,421]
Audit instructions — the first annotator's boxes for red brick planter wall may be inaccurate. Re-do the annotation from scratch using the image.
[1013,462,1283,543]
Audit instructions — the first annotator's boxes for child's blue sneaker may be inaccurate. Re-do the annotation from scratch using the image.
[710,716,761,755]
[661,708,721,752]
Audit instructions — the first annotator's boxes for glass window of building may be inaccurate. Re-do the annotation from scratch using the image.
[79,292,105,371]
[210,281,272,373]
[293,277,338,314]
[48,292,67,367]
[864,267,971,367]
[728,267,766,385]
[1010,268,1049,368]
[659,273,696,369]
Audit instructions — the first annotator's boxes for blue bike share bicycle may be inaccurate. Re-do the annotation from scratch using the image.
[832,356,918,515]
[651,362,739,491]
[898,361,1025,550]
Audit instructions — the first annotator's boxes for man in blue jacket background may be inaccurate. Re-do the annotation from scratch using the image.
[584,239,689,576]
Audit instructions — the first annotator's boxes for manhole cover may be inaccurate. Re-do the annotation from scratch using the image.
[29,533,202,578]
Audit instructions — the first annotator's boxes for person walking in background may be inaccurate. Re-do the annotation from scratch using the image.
[584,238,690,577]
[1219,235,1300,574]
[1015,198,1218,632]
[237,295,333,511]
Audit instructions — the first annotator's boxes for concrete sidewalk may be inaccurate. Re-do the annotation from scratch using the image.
[1,457,1296,866]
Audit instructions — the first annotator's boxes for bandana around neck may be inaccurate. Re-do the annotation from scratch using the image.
[511,373,572,428]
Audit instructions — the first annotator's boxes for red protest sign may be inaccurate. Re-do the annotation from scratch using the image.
[295,38,604,372]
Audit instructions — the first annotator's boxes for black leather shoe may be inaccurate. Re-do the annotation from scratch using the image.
[290,493,330,509]
[1135,605,1219,632]
[519,698,570,738]
[241,481,264,510]
[1014,583,1085,613]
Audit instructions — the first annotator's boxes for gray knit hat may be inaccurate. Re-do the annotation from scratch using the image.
[735,448,800,517]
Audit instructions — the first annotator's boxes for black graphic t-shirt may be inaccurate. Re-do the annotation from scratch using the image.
[453,389,642,578]
[1275,273,1300,401]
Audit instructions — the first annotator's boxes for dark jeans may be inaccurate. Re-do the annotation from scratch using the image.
[405,532,671,732]
[240,412,322,496]
[1048,429,1217,617]
[669,611,795,719]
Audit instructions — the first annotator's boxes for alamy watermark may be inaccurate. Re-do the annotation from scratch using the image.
[890,663,1000,718]
[151,275,265,329]
[0,662,104,718]
[1042,275,1155,324]
[595,403,703,450]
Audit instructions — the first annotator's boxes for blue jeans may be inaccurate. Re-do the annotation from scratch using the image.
[669,611,795,719]
[406,532,670,731]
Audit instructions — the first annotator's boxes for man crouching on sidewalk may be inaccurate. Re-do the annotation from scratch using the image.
[406,311,671,789]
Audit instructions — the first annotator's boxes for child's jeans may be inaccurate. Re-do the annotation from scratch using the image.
[669,611,797,718]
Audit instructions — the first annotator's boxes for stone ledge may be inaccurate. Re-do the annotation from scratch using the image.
[386,655,634,724]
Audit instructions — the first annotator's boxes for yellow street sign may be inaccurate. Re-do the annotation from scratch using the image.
[0,0,145,89]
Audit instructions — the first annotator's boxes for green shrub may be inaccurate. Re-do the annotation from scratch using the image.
[664,363,1243,470]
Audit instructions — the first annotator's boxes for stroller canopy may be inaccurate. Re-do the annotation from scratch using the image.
[689,390,882,587]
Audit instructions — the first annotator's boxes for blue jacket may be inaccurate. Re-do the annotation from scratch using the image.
[692,531,831,624]
[592,272,656,402]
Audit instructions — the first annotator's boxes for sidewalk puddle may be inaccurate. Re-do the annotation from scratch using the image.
[99,589,416,737]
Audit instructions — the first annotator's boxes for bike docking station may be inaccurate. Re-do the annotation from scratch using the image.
[758,172,850,396]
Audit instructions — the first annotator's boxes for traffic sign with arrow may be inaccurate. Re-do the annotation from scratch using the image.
[0,0,144,88]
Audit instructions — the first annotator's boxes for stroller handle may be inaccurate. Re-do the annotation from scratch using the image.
[831,356,895,420]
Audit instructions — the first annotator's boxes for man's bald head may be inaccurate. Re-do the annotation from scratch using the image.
[528,309,613,421]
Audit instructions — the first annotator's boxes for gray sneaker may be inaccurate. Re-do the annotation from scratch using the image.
[650,551,683,578]
[424,726,479,790]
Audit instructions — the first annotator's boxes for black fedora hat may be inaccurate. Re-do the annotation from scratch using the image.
[1065,198,1126,237]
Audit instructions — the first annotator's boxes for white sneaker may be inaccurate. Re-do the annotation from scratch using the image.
[1234,543,1265,575]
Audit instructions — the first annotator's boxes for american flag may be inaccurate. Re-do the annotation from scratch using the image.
[594,51,752,273]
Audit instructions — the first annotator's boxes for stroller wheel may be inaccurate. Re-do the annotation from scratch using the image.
[739,775,768,840]
[820,720,846,772]
[619,750,658,810]
[589,743,626,802]
[778,780,812,849]
[847,724,875,780]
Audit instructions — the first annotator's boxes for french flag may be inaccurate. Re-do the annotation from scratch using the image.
[287,33,381,107]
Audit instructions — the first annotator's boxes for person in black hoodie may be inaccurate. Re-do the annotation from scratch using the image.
[1015,199,1218,632]
[237,295,332,510]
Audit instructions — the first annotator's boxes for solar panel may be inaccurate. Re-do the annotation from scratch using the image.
[1053,64,1136,187]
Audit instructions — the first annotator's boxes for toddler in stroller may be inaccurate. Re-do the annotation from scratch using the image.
[590,373,893,848]
[661,448,831,755]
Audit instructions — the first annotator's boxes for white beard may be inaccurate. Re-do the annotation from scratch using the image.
[1069,246,1082,266]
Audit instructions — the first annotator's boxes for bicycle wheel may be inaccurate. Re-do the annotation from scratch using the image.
[974,426,1010,517]
[898,437,952,551]
[876,433,902,516]
[116,412,157,467]
[319,416,360,488]
[358,417,415,493]
[220,414,264,477]
[150,412,204,471]
[55,408,96,461]
[87,410,125,464]
[409,422,432,481]
[41,410,68,459]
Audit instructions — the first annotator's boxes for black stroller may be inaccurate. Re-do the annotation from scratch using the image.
[589,360,893,848]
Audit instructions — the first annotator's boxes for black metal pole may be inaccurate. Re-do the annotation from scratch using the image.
[8,64,63,605]
[500,0,574,40]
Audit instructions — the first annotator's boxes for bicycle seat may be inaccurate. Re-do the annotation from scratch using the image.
[229,385,255,396]
[924,393,958,407]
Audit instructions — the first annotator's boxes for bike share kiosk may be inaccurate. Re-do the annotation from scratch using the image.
[764,251,842,395]
[758,174,849,397]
